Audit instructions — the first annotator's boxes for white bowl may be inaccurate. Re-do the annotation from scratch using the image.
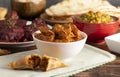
[32,31,87,60]
[105,33,120,54]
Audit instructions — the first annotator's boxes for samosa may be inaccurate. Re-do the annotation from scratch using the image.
[8,54,41,70]
[39,55,68,71]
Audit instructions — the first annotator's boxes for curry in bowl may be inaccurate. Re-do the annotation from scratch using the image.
[33,23,87,59]
[76,11,114,24]
[34,23,84,42]
[73,11,119,43]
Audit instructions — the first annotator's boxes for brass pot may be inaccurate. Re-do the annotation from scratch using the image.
[11,0,46,20]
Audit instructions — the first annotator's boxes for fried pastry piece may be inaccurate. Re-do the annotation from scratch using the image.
[36,33,54,42]
[0,49,10,55]
[52,24,73,41]
[53,23,81,42]
[70,23,84,40]
[52,24,64,32]
[38,26,50,33]
[36,23,84,42]
[63,23,76,39]
[37,26,55,42]
[8,54,41,70]
[52,24,66,39]
[39,55,67,71]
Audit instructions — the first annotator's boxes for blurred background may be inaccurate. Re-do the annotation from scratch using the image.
[0,0,62,12]
[1,0,119,12]
[108,0,120,6]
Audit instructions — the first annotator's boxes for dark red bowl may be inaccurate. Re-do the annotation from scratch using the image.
[73,16,120,43]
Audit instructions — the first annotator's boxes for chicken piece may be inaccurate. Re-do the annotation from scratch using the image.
[63,23,75,38]
[38,26,50,34]
[52,24,64,32]
[70,23,80,36]
[54,30,74,42]
[70,23,84,40]
[37,26,55,42]
[39,55,68,71]
[52,24,65,39]
[53,23,75,42]
[37,23,84,42]
[36,33,54,42]
[35,30,55,42]
[8,54,41,70]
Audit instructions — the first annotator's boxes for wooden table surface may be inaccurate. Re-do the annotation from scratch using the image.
[1,0,120,77]
[73,44,120,77]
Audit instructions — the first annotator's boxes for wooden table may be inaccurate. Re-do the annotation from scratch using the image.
[1,0,120,77]
[73,43,120,77]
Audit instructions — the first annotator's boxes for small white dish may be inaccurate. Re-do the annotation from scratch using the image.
[0,21,34,47]
[0,44,116,77]
[105,33,120,54]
